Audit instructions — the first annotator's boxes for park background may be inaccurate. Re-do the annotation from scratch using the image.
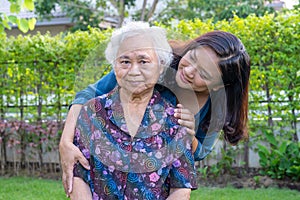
[0,0,300,199]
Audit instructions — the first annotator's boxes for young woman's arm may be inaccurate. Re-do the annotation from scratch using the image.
[59,71,117,196]
[193,131,219,161]
[175,108,220,160]
[167,188,191,200]
[70,177,92,200]
[69,102,94,200]
[59,104,89,197]
[192,99,220,161]
[72,71,117,105]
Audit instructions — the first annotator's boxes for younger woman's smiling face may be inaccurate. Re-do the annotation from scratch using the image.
[175,46,223,93]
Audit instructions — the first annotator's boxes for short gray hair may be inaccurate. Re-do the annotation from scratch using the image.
[105,21,173,74]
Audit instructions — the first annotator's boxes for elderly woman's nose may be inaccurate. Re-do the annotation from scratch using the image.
[128,62,141,75]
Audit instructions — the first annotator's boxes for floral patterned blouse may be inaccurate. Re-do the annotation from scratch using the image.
[74,87,198,200]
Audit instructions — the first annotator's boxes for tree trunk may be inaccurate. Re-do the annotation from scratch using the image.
[19,77,26,169]
[291,108,298,141]
[140,0,148,21]
[37,64,43,173]
[119,0,125,27]
[265,73,276,150]
[146,0,159,20]
[243,140,249,171]
[265,81,273,128]
[55,62,62,123]
[0,66,6,174]
[0,70,4,120]
[0,132,7,174]
[222,139,227,174]
[20,128,26,169]
[288,82,298,141]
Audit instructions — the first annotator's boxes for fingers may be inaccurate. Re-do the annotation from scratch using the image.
[77,153,90,170]
[62,163,75,197]
[62,173,69,197]
[73,145,90,170]
[175,112,194,121]
[174,104,196,135]
[176,104,184,108]
[61,157,71,197]
[60,142,88,197]
[66,169,74,196]
[178,119,195,135]
[174,104,194,120]
[62,169,73,198]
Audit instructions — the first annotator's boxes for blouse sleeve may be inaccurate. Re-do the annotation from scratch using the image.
[169,127,198,189]
[71,70,117,106]
[193,131,219,161]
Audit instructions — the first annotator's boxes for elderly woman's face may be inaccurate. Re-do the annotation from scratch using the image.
[114,36,163,95]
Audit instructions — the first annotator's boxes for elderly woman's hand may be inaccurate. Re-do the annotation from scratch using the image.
[174,104,195,135]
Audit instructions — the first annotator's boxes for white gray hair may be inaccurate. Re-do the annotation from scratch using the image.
[105,21,173,81]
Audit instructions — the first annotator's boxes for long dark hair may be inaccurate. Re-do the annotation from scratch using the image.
[170,31,251,145]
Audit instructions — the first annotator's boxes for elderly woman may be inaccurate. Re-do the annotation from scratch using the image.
[69,22,197,200]
[61,28,251,198]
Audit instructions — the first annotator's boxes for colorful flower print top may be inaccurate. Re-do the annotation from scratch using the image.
[72,71,220,162]
[74,87,198,200]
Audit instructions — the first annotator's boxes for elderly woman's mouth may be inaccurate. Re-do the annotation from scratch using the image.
[127,80,144,85]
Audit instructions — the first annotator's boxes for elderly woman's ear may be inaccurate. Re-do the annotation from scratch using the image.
[159,61,165,74]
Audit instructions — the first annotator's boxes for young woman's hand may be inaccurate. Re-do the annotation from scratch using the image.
[59,104,90,197]
[174,104,195,135]
[59,141,90,197]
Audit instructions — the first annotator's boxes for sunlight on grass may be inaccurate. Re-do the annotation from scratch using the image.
[0,177,300,200]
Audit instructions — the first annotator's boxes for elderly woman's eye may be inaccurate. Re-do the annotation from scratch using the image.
[120,60,130,65]
[140,60,149,65]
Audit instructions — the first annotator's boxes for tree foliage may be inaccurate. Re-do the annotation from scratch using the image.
[0,0,36,33]
[34,0,156,30]
[158,0,275,23]
[33,0,283,31]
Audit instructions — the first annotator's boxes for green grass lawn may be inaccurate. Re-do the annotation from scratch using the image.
[0,177,67,200]
[191,187,300,200]
[0,176,300,200]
